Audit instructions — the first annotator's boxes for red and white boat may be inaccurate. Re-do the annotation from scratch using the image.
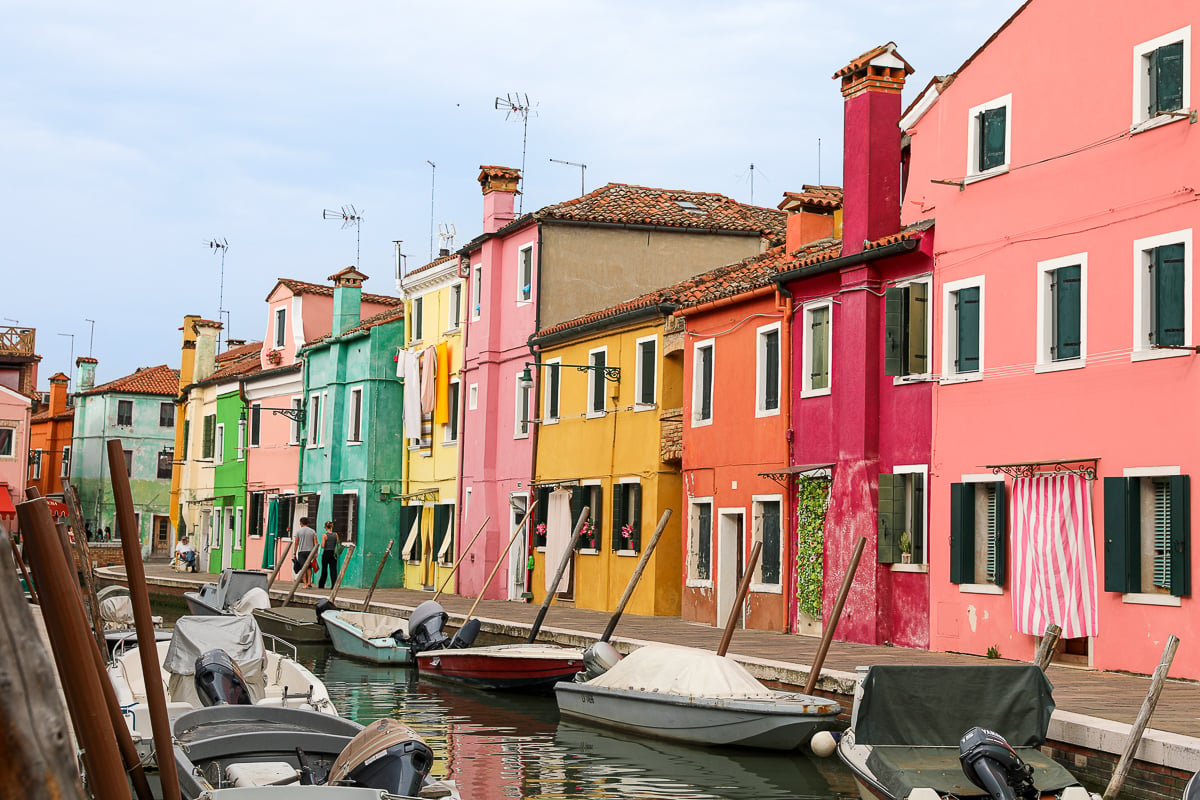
[414,643,584,692]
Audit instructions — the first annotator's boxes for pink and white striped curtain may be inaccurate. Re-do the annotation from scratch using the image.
[1011,473,1098,639]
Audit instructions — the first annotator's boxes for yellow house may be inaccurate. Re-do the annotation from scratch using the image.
[397,253,464,592]
[526,288,685,616]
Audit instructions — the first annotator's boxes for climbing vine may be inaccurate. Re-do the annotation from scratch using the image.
[795,474,831,621]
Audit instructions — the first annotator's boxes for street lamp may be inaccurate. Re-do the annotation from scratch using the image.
[519,361,620,388]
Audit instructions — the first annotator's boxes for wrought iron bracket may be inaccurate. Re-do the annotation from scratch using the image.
[986,458,1098,481]
[267,406,306,424]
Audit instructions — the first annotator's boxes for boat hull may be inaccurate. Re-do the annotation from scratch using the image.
[183,591,224,616]
[555,682,839,750]
[252,607,329,644]
[415,644,584,691]
[324,611,413,665]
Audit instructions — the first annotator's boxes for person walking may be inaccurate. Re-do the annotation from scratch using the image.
[293,517,318,588]
[318,521,340,590]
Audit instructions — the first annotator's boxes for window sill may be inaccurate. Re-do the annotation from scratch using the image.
[963,166,1009,185]
[633,403,657,413]
[890,563,928,574]
[346,440,363,446]
[441,440,457,448]
[535,546,546,553]
[579,548,600,556]
[754,407,781,419]
[800,387,831,399]
[585,411,607,420]
[616,549,639,557]
[691,417,714,428]
[1122,592,1181,607]
[513,433,531,440]
[892,374,937,385]
[442,327,460,336]
[939,373,983,385]
[958,583,1004,595]
[1130,111,1193,136]
[686,578,713,589]
[1132,347,1192,362]
[750,582,783,594]
[541,418,559,426]
[1035,358,1086,374]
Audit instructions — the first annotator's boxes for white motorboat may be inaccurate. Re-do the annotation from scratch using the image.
[322,609,414,665]
[184,568,271,616]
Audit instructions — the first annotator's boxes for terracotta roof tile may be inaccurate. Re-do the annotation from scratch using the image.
[305,305,406,348]
[273,278,402,307]
[832,42,914,79]
[207,342,264,382]
[403,253,458,280]
[778,185,844,211]
[80,364,179,397]
[479,165,522,181]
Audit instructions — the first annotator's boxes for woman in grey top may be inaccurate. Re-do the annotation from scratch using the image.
[294,517,318,588]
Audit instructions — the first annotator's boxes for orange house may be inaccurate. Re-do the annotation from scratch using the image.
[28,371,74,498]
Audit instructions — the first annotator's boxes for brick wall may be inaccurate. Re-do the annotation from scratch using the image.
[80,542,126,569]
[1042,740,1192,800]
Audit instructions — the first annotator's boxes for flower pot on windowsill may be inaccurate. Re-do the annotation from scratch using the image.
[266,351,283,365]
[901,553,912,564]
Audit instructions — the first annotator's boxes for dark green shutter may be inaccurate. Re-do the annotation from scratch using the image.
[1053,265,1082,360]
[396,505,420,565]
[955,287,980,373]
[631,484,643,550]
[697,504,712,580]
[1103,477,1140,593]
[534,487,551,546]
[877,473,904,564]
[908,282,928,375]
[571,486,588,549]
[183,419,190,459]
[1150,42,1184,116]
[432,505,451,562]
[991,482,1007,587]
[202,414,215,459]
[911,473,925,563]
[1154,244,1185,347]
[639,341,655,405]
[949,483,975,584]
[764,330,779,410]
[591,352,607,412]
[700,346,713,419]
[979,106,1006,171]
[1168,475,1190,597]
[884,287,906,377]
[762,501,781,584]
[547,365,560,419]
[811,307,829,390]
[611,484,626,550]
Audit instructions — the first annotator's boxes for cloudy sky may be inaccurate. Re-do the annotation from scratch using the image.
[2,1,1022,386]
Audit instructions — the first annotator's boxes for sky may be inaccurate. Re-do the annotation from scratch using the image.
[2,0,1024,387]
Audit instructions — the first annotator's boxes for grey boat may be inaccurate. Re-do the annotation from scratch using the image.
[184,568,270,616]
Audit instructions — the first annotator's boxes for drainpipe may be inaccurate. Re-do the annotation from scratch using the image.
[524,223,545,599]
[776,281,798,634]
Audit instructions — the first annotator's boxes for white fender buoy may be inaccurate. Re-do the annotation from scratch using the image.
[810,730,837,758]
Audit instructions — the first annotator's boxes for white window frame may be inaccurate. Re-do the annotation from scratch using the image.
[236,419,246,461]
[1132,27,1192,133]
[801,300,832,398]
[61,446,71,477]
[1121,465,1185,606]
[691,339,715,428]
[31,448,42,479]
[542,358,561,424]
[214,507,224,549]
[448,283,462,331]
[214,423,225,466]
[941,275,985,383]
[750,494,784,593]
[579,479,602,555]
[756,321,782,416]
[686,497,714,588]
[288,398,302,445]
[234,507,244,551]
[1036,253,1088,373]
[634,335,657,410]
[955,472,1008,594]
[890,464,929,572]
[249,402,262,447]
[586,346,609,419]
[514,373,531,439]
[471,264,483,321]
[444,379,460,444]
[1133,229,1193,362]
[517,244,534,304]
[614,476,642,556]
[274,307,287,348]
[965,93,1012,183]
[347,387,363,444]
[889,275,934,384]
[308,393,323,447]
[411,296,424,343]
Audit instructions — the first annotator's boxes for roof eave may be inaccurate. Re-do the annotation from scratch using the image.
[774,238,920,285]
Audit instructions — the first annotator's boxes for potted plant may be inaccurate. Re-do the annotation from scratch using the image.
[266,349,283,365]
[898,531,913,564]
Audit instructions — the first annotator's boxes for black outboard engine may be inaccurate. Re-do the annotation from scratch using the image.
[449,618,480,649]
[958,727,1039,800]
[194,649,252,707]
[315,597,338,624]
[329,718,434,798]
[407,600,451,653]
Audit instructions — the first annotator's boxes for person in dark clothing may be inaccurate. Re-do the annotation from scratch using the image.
[318,521,340,589]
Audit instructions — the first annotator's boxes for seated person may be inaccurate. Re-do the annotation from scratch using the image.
[175,537,198,572]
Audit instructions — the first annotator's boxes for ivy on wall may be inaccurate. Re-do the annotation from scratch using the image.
[795,474,831,621]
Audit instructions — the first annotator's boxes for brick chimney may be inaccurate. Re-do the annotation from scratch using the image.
[76,356,97,392]
[192,319,222,382]
[48,372,69,414]
[478,165,521,234]
[329,266,367,335]
[779,186,844,253]
[834,43,913,256]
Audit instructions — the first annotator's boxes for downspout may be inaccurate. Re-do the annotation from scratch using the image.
[776,281,798,633]
[525,223,545,600]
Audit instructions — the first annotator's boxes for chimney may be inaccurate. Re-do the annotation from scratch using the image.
[834,42,913,256]
[779,186,844,253]
[478,165,521,234]
[225,338,247,350]
[329,267,367,335]
[192,319,222,382]
[48,372,69,414]
[76,356,98,393]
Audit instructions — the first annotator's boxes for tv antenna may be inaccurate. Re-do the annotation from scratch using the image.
[426,161,437,262]
[84,318,95,356]
[494,92,535,213]
[323,205,363,267]
[393,240,408,285]
[57,332,75,387]
[204,238,229,351]
[437,223,457,253]
[549,158,587,197]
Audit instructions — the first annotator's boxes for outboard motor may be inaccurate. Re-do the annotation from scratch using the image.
[194,649,252,707]
[577,641,622,682]
[449,618,480,649]
[958,727,1039,800]
[328,718,434,798]
[315,597,338,624]
[407,600,451,653]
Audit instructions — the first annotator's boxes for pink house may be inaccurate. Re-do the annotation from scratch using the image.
[906,0,1200,676]
[0,325,37,532]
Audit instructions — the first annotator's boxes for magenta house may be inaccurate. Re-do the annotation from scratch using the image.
[905,0,1200,677]
[775,44,936,649]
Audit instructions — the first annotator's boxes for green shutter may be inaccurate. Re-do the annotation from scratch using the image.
[630,484,643,551]
[884,287,906,377]
[1168,475,1190,597]
[700,346,713,419]
[1151,41,1184,116]
[1103,477,1140,593]
[991,482,1007,587]
[908,282,928,375]
[591,352,606,412]
[811,306,830,390]
[639,341,656,405]
[762,501,781,584]
[877,473,904,564]
[955,287,980,373]
[534,487,552,546]
[432,505,451,561]
[571,486,588,549]
[202,414,215,459]
[697,504,712,580]
[979,106,1007,171]
[911,473,925,563]
[764,330,779,410]
[1154,244,1186,347]
[949,483,975,583]
[611,484,626,550]
[1053,265,1082,360]
[183,419,190,459]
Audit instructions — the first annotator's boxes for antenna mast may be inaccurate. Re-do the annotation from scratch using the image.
[495,92,535,213]
[204,238,229,351]
[437,223,456,254]
[85,318,95,356]
[323,205,363,267]
[426,161,436,262]
[57,332,75,387]
[549,158,587,196]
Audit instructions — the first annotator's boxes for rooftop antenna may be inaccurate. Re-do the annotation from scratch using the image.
[494,92,535,213]
[818,138,822,185]
[426,161,436,262]
[393,240,408,285]
[437,223,456,254]
[549,158,587,196]
[205,238,229,352]
[323,205,363,268]
[749,163,755,205]
[57,332,75,388]
[84,318,95,356]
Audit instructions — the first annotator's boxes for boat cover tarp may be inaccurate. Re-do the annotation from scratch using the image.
[99,595,163,630]
[336,611,408,640]
[230,587,271,615]
[586,645,776,699]
[855,664,1054,747]
[215,569,270,611]
[163,615,265,682]
[863,745,1078,796]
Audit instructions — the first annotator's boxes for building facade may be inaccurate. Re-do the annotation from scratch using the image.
[29,372,73,500]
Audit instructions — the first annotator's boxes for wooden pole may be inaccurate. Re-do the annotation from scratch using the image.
[1103,634,1180,800]
[527,506,590,643]
[803,535,867,695]
[717,541,762,657]
[600,509,672,643]
[0,525,87,800]
[361,539,394,612]
[266,536,297,591]
[10,536,38,604]
[1033,624,1062,672]
[64,485,108,655]
[432,516,489,602]
[106,439,182,800]
[327,543,357,603]
[463,501,538,622]
[281,545,321,607]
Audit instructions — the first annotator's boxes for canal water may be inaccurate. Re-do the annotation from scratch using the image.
[153,594,859,799]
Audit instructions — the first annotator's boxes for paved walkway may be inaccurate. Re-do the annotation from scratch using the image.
[112,565,1200,748]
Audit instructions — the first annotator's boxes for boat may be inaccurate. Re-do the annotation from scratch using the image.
[252,602,332,644]
[171,705,458,799]
[416,642,586,692]
[184,568,271,616]
[555,643,841,750]
[108,614,337,742]
[836,663,1099,799]
[96,585,172,653]
[322,608,414,665]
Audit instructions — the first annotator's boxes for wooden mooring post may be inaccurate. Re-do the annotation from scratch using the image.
[1102,634,1180,800]
[1033,624,1062,671]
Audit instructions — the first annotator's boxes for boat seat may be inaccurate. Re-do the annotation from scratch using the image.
[225,761,298,787]
[864,745,1079,798]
